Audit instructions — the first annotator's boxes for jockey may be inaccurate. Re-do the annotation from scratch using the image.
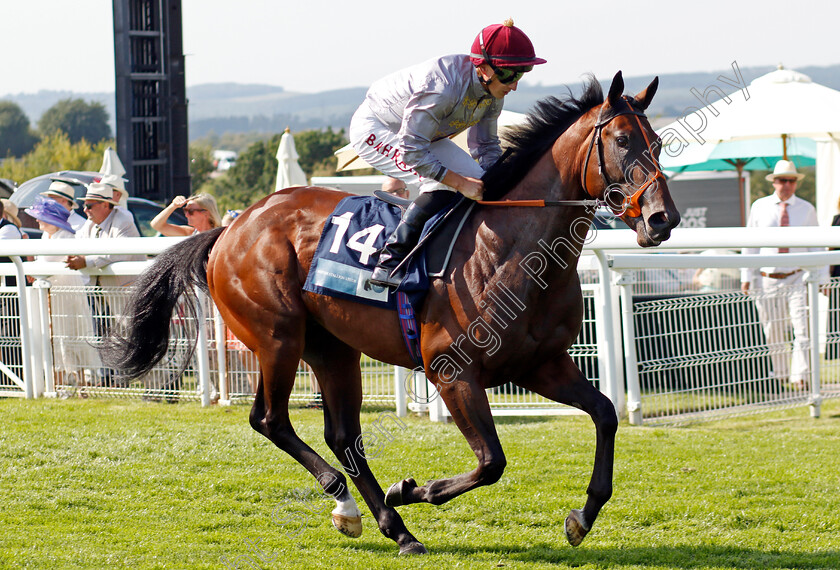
[349,19,546,289]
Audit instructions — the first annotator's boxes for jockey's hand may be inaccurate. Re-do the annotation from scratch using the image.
[459,178,485,201]
[443,171,484,201]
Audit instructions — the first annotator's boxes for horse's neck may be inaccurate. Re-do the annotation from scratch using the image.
[474,122,595,285]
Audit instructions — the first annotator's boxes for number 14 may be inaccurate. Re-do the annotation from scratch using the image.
[328,212,385,266]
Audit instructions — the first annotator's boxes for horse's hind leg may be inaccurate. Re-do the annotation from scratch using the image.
[249,341,361,539]
[385,377,507,507]
[516,352,617,547]
[304,325,427,555]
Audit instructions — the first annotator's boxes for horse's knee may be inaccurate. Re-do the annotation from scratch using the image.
[325,429,358,462]
[591,396,618,435]
[479,454,507,486]
[248,405,268,436]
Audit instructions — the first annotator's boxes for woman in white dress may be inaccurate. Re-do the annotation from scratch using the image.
[27,196,102,394]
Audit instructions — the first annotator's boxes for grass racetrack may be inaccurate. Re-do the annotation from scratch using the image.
[2,398,839,569]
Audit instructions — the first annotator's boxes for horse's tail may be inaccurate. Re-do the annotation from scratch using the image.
[101,227,225,380]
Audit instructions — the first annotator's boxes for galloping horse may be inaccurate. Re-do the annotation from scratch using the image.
[105,72,679,555]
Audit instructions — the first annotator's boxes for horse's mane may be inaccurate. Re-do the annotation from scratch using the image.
[482,76,605,200]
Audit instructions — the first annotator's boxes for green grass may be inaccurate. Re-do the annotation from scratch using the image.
[1,399,839,569]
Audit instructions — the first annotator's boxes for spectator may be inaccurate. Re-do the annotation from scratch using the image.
[99,174,129,208]
[0,199,22,373]
[65,183,144,387]
[147,193,222,401]
[151,193,222,236]
[693,250,741,293]
[741,160,829,390]
[41,180,86,231]
[1,199,24,231]
[221,209,242,227]
[26,196,101,395]
[381,177,410,199]
[98,175,142,235]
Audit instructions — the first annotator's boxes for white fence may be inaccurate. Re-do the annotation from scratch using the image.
[1,229,840,425]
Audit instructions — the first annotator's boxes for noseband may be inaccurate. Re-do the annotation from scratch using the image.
[581,96,665,218]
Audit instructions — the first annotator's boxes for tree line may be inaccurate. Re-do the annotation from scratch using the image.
[0,97,359,212]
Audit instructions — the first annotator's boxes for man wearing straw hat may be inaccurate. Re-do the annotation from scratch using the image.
[65,182,142,286]
[741,160,829,390]
[66,183,143,387]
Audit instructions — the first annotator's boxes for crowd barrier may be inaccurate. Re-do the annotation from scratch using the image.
[1,228,840,425]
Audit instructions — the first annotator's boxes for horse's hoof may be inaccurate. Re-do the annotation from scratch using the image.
[564,509,590,547]
[331,513,362,538]
[399,541,428,555]
[385,478,416,507]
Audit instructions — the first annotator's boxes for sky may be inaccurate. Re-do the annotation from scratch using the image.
[2,0,839,97]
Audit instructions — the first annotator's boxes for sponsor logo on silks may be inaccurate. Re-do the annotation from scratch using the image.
[364,133,423,180]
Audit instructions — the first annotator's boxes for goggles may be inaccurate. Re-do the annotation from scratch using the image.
[492,66,531,85]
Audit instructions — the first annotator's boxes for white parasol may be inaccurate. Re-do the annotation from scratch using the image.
[275,128,308,191]
[658,66,840,224]
[99,146,127,178]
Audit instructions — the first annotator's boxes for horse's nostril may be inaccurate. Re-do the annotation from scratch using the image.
[647,212,669,230]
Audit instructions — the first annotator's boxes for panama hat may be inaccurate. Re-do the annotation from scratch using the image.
[765,160,806,182]
[26,196,75,233]
[99,174,128,208]
[83,182,118,205]
[42,180,79,208]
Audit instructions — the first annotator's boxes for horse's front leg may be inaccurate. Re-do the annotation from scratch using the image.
[515,352,617,547]
[386,376,507,507]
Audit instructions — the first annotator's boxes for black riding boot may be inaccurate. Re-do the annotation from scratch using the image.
[368,202,435,288]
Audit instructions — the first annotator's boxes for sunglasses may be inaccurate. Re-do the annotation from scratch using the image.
[83,202,102,210]
[492,65,532,85]
[774,178,798,184]
[184,208,207,215]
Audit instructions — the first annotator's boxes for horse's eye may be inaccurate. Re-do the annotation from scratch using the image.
[615,135,629,147]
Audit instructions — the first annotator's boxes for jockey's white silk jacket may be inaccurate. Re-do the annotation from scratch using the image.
[358,54,504,182]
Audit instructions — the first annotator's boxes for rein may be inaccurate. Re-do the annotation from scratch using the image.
[478,96,665,217]
[477,199,603,208]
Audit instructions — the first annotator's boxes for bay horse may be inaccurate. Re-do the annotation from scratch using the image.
[105,71,679,555]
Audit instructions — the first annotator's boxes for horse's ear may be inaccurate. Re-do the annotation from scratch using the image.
[607,71,624,106]
[635,76,659,111]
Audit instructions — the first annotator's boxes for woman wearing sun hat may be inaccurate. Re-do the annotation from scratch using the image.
[348,18,546,288]
[41,180,86,232]
[27,195,101,394]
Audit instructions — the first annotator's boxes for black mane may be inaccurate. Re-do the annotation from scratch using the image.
[482,76,605,200]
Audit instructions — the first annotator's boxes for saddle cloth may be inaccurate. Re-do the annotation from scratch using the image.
[302,195,472,365]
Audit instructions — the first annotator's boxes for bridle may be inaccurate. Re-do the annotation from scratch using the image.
[580,96,665,217]
[478,96,665,218]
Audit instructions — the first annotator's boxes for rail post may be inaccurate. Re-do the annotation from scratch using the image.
[594,250,622,418]
[31,278,53,396]
[194,288,213,407]
[806,275,823,418]
[617,270,643,425]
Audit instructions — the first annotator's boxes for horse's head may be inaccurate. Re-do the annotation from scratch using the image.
[581,71,680,246]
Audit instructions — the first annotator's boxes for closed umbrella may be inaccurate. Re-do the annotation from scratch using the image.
[275,128,308,191]
[99,146,126,178]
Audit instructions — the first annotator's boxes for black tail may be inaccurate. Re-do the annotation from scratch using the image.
[101,227,225,380]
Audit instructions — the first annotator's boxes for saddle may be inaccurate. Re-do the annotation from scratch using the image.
[373,190,475,278]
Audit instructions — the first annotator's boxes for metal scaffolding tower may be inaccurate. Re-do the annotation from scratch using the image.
[112,0,190,202]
